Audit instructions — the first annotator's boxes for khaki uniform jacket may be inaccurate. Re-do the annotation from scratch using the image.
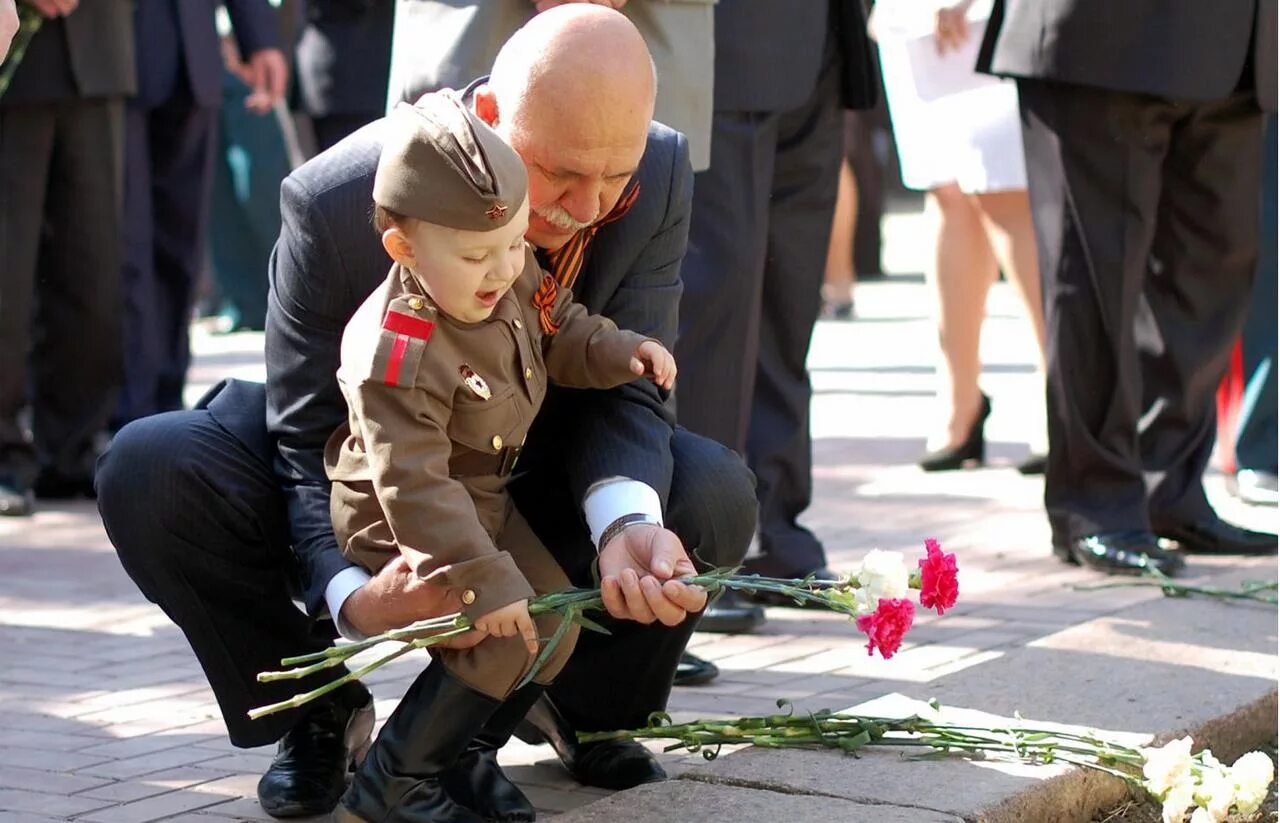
[326,247,649,620]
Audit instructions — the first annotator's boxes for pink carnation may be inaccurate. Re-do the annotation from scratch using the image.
[918,538,958,615]
[855,597,915,659]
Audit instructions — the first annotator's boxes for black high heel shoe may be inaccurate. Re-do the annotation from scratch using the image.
[918,394,991,472]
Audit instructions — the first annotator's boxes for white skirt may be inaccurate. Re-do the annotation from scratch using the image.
[875,3,1027,194]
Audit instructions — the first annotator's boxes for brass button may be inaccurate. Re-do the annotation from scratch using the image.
[461,589,476,605]
[524,367,533,381]
[491,434,503,451]
[407,296,425,311]
[513,318,524,330]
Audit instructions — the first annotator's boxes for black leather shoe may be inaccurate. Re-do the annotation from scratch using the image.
[0,479,33,517]
[32,469,96,500]
[257,687,375,819]
[696,590,766,634]
[1016,453,1047,475]
[572,739,667,790]
[745,567,840,608]
[512,695,666,790]
[1069,531,1185,576]
[673,652,719,687]
[1154,518,1278,555]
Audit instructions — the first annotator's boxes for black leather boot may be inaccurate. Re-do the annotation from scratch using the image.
[336,665,501,823]
[442,684,544,823]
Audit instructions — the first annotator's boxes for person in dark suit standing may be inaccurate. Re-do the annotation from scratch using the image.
[675,0,878,589]
[115,0,286,426]
[97,7,756,818]
[0,0,135,514]
[295,0,394,152]
[977,0,1278,573]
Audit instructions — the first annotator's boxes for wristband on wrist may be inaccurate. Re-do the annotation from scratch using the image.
[597,512,662,553]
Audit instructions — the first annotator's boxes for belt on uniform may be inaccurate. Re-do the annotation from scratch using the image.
[449,445,522,478]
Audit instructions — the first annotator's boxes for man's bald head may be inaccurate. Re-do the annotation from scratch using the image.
[475,5,657,251]
[488,5,656,137]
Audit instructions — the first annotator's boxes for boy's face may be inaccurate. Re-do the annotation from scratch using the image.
[387,197,531,324]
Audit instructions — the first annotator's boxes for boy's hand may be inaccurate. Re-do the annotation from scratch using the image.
[474,599,539,655]
[25,0,77,18]
[631,340,677,390]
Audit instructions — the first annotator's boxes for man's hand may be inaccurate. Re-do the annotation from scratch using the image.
[933,3,971,55]
[339,556,485,649]
[598,524,706,626]
[243,47,288,114]
[1,0,18,60]
[25,0,77,19]
[534,0,627,13]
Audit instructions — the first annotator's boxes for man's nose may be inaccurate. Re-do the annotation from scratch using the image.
[561,180,603,225]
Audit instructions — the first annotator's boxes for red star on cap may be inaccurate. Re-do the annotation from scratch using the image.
[486,202,508,220]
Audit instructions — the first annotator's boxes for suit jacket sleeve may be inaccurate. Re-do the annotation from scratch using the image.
[225,0,280,59]
[562,133,693,509]
[342,375,534,621]
[266,174,360,616]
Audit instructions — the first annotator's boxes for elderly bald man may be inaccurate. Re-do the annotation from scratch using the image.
[96,6,756,819]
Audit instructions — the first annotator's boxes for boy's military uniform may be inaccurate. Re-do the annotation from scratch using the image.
[325,96,651,698]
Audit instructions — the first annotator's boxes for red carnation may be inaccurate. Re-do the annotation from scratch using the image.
[918,538,958,615]
[855,597,915,659]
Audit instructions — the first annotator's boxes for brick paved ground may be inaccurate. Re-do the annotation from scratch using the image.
[0,211,1274,821]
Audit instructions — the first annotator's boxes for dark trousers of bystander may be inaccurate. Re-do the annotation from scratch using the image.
[0,98,125,490]
[1017,79,1265,546]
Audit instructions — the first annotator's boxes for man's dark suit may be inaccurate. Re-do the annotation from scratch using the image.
[0,1,134,497]
[978,0,1277,547]
[116,0,279,426]
[98,116,756,747]
[296,0,395,151]
[675,0,876,577]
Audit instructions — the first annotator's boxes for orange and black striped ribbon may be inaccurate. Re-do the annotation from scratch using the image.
[533,274,561,336]
[537,179,641,291]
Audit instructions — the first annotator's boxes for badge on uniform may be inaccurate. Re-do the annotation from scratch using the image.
[378,306,436,388]
[459,365,492,400]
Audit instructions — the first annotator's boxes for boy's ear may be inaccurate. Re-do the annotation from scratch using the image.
[381,227,415,267]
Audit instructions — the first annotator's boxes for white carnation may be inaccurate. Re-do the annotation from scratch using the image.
[1191,761,1234,822]
[1188,807,1211,823]
[1229,750,1275,815]
[1143,737,1195,796]
[1162,778,1195,823]
[855,549,909,611]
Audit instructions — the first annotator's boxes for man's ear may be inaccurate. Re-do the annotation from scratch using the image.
[473,84,499,127]
[381,227,415,267]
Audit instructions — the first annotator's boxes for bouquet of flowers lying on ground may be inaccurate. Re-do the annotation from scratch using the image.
[249,538,960,720]
[579,702,1274,823]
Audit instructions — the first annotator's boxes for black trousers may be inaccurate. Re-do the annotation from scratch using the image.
[0,98,125,484]
[116,82,219,425]
[97,380,756,747]
[1017,80,1265,544]
[675,54,843,577]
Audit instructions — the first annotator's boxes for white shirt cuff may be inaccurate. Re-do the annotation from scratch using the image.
[324,566,373,641]
[583,477,663,549]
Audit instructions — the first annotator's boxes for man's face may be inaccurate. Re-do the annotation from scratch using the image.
[497,105,648,251]
[400,198,532,323]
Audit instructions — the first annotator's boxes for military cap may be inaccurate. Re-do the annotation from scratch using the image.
[373,93,528,231]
